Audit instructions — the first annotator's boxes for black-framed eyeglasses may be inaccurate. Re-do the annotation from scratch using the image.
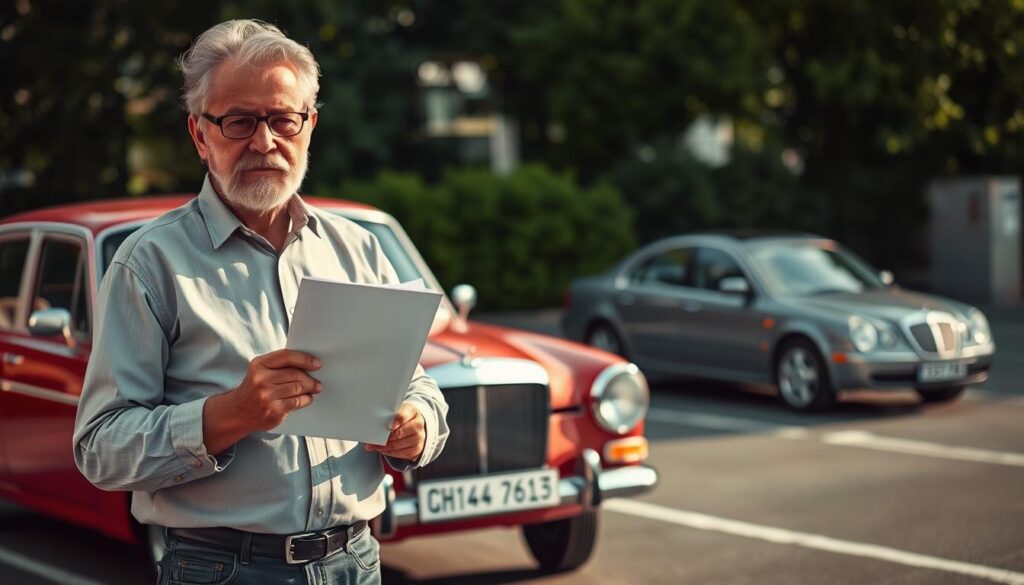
[200,111,310,139]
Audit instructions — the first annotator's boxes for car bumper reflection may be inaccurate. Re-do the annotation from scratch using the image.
[829,345,995,390]
[373,448,658,539]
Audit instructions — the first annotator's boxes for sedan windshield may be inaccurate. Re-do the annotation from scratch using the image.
[747,242,884,296]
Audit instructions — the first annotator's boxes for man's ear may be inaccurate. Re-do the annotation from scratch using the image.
[309,110,318,131]
[187,115,209,163]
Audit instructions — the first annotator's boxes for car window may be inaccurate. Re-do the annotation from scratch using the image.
[747,242,882,296]
[0,237,31,330]
[630,248,694,288]
[350,219,425,285]
[32,238,90,336]
[693,247,745,292]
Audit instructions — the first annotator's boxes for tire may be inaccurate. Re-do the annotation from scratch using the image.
[522,510,599,573]
[775,338,836,411]
[915,385,966,404]
[585,322,627,358]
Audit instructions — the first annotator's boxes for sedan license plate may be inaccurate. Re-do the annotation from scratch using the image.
[918,362,967,383]
[418,468,560,523]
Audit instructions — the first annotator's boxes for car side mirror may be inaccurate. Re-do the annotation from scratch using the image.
[718,276,751,296]
[450,284,477,321]
[28,308,76,348]
[879,270,895,286]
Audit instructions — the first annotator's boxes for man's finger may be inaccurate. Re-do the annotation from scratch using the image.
[268,372,321,398]
[390,403,420,430]
[259,349,322,371]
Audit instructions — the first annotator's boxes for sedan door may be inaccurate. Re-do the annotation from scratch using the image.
[0,231,34,483]
[683,247,769,379]
[615,247,705,368]
[0,230,96,509]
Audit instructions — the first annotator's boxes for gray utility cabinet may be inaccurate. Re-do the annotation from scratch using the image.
[928,176,1021,305]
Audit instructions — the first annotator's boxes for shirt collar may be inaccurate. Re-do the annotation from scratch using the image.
[197,174,321,249]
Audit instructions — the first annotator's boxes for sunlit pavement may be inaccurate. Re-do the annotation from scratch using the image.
[0,307,1022,584]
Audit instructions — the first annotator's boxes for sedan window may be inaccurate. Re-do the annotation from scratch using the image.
[693,248,746,292]
[0,237,31,329]
[32,239,90,335]
[630,248,693,288]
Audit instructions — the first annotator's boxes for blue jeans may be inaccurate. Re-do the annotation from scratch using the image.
[156,528,381,585]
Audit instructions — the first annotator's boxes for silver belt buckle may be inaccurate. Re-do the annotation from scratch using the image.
[284,532,316,565]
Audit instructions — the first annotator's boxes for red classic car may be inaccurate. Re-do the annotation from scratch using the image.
[0,196,657,572]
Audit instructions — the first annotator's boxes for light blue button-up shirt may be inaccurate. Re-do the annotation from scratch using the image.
[73,176,448,533]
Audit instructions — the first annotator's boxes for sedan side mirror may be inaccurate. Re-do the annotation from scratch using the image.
[879,270,895,286]
[718,276,751,296]
[28,308,76,348]
[450,284,477,321]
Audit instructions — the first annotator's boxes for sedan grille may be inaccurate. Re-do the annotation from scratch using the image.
[416,383,549,481]
[905,313,961,358]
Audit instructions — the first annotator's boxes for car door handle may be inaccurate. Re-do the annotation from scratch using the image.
[681,301,702,313]
[2,353,24,366]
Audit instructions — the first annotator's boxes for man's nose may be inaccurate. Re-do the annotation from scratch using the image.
[248,120,277,153]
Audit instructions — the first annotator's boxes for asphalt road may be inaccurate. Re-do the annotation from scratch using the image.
[0,307,1021,584]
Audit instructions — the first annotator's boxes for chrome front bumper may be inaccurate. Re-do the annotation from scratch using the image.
[373,448,658,538]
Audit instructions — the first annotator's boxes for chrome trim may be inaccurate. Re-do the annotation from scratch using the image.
[378,458,659,534]
[0,379,80,406]
[476,385,489,475]
[589,362,649,434]
[426,358,550,388]
[901,311,962,359]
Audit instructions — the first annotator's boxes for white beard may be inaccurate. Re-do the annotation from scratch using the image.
[214,150,309,213]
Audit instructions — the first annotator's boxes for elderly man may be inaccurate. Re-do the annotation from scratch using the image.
[72,19,448,584]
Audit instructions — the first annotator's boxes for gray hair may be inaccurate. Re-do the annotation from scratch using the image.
[179,19,321,115]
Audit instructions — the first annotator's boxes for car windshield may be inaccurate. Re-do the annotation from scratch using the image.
[100,217,427,287]
[747,241,884,296]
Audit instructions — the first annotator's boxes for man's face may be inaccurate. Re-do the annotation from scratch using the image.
[187,60,318,213]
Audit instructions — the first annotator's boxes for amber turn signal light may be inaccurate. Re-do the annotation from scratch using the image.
[603,436,649,464]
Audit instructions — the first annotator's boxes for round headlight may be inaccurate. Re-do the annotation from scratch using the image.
[590,363,649,434]
[848,316,878,353]
[968,309,991,344]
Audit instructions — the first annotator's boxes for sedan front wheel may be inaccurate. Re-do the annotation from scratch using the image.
[775,338,836,411]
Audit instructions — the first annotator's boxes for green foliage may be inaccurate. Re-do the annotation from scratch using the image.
[606,141,820,242]
[328,165,635,310]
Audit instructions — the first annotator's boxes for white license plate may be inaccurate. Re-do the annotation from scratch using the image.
[417,468,560,523]
[918,362,967,383]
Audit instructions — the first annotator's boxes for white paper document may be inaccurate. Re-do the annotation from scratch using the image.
[273,276,443,444]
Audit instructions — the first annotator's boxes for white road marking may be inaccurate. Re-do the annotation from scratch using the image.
[822,430,1024,468]
[606,499,1024,585]
[0,545,109,585]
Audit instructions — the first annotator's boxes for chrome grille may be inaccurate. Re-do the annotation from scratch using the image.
[904,312,961,358]
[416,383,549,481]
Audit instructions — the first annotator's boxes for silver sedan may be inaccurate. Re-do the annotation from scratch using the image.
[562,233,996,411]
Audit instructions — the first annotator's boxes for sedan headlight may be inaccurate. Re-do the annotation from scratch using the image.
[590,363,649,434]
[848,316,878,353]
[968,308,991,345]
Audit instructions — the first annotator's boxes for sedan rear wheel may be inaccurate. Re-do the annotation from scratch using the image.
[586,322,626,357]
[776,339,835,411]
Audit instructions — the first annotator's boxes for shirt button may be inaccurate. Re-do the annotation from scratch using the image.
[174,475,184,483]
[316,508,324,517]
[192,459,203,469]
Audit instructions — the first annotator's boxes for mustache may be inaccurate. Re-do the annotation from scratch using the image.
[235,155,289,171]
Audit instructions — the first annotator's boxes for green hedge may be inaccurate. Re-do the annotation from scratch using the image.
[322,165,636,311]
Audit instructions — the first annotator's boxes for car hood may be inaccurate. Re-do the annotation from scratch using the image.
[784,289,973,323]
[420,320,622,410]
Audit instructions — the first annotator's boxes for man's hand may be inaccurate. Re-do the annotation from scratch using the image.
[204,349,322,454]
[365,402,425,461]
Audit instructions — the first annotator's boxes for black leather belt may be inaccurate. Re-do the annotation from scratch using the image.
[168,520,369,565]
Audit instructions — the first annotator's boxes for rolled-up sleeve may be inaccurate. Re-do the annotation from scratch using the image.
[72,262,234,492]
